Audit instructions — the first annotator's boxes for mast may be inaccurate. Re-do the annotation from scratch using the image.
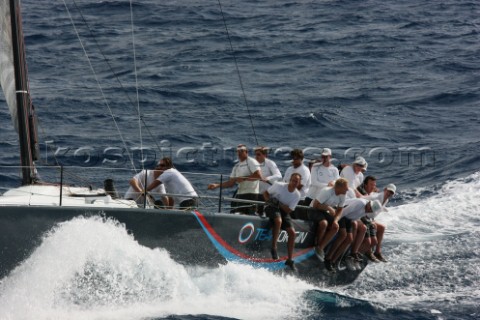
[9,0,38,185]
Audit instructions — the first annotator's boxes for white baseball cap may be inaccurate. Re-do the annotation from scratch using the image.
[321,148,332,156]
[353,156,367,167]
[367,200,383,219]
[385,183,396,194]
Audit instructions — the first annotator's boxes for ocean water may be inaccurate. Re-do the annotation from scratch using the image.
[0,0,479,319]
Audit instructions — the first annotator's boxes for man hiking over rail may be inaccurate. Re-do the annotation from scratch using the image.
[263,173,302,271]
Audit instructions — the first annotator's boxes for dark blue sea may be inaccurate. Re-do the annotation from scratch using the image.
[1,0,479,319]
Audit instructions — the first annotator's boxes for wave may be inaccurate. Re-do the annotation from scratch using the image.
[0,216,314,320]
[1,172,479,319]
[340,171,480,317]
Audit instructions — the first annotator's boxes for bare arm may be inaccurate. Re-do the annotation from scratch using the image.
[263,190,270,202]
[333,207,344,222]
[354,188,364,198]
[129,178,143,193]
[146,180,161,192]
[238,169,262,182]
[208,177,237,190]
[279,203,293,215]
[312,199,335,216]
[264,191,291,214]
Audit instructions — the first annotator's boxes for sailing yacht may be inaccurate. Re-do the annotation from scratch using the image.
[0,0,366,285]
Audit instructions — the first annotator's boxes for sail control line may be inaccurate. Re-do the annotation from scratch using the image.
[217,0,259,146]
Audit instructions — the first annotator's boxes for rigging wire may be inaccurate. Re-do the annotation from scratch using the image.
[129,0,144,170]
[61,0,137,170]
[217,0,259,146]
[67,0,165,165]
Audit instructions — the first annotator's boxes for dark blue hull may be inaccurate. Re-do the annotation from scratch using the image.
[0,206,364,285]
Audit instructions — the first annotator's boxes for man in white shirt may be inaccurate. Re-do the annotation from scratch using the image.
[254,146,282,194]
[357,175,378,196]
[263,173,301,271]
[340,156,367,199]
[323,198,382,272]
[254,146,282,216]
[283,149,311,200]
[365,183,396,206]
[155,157,198,209]
[143,157,198,209]
[362,183,396,262]
[309,178,349,261]
[208,144,261,215]
[305,147,339,206]
[124,162,167,207]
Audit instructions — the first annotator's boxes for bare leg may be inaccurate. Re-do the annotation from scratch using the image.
[272,217,282,250]
[361,222,378,253]
[318,221,339,252]
[360,236,376,253]
[315,220,328,251]
[332,233,353,263]
[326,229,347,260]
[374,222,385,254]
[286,227,296,261]
[351,222,367,254]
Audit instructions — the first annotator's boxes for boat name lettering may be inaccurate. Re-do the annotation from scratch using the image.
[238,223,255,244]
[237,227,308,244]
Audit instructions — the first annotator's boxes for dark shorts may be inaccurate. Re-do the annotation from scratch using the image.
[338,217,353,233]
[293,207,334,225]
[179,198,198,209]
[231,193,259,215]
[300,197,313,206]
[257,194,265,215]
[266,206,293,230]
[361,217,377,237]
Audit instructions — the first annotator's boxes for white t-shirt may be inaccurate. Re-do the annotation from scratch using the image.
[340,165,364,199]
[307,163,339,199]
[230,156,260,194]
[267,181,301,211]
[158,168,198,204]
[365,191,390,206]
[341,198,369,220]
[124,170,166,201]
[283,164,311,199]
[258,158,282,193]
[310,186,345,208]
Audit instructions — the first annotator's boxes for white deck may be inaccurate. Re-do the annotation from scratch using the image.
[0,184,139,208]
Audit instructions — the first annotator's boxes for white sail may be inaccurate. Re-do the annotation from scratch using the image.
[0,0,18,131]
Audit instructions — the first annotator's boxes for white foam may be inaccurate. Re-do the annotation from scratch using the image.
[341,171,480,310]
[2,172,479,318]
[0,216,315,320]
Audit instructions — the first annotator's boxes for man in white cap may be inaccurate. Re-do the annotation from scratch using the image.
[340,199,384,270]
[363,183,397,262]
[324,198,383,272]
[365,183,396,206]
[305,147,339,206]
[340,156,367,199]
